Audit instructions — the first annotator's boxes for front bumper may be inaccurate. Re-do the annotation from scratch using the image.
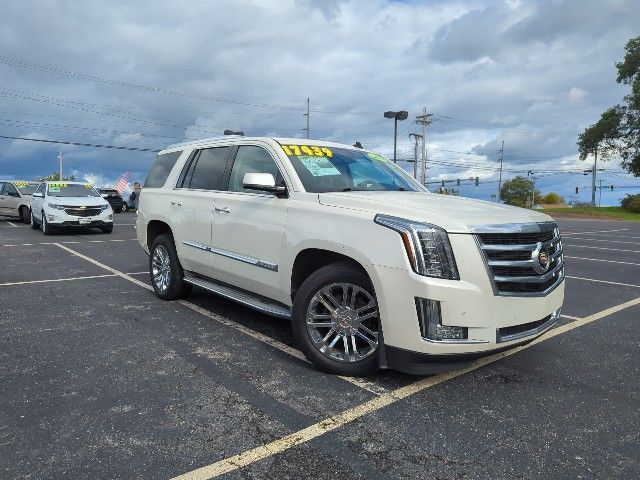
[45,209,113,227]
[368,233,564,373]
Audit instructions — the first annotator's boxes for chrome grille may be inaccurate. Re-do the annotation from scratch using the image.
[475,222,564,297]
[64,207,102,217]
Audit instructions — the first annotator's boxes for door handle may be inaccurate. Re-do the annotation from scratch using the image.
[214,206,230,213]
[170,200,182,206]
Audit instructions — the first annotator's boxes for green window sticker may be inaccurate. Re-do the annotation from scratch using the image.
[298,156,340,177]
[367,152,389,163]
[49,186,60,193]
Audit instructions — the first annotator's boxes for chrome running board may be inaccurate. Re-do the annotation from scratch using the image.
[183,273,291,319]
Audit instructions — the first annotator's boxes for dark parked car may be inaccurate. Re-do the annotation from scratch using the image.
[98,188,124,213]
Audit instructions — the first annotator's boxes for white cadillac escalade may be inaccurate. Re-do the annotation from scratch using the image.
[136,137,564,376]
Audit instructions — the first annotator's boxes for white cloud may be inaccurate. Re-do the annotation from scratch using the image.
[0,0,638,203]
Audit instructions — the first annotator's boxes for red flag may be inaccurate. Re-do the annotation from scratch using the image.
[116,171,131,194]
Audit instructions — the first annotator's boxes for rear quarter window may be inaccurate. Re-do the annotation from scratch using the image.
[144,151,183,188]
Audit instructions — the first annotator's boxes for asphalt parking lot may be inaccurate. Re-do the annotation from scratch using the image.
[1,215,638,479]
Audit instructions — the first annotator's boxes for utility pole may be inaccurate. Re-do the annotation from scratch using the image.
[591,146,598,206]
[598,179,603,207]
[497,140,504,201]
[58,150,63,180]
[409,133,423,179]
[303,97,310,139]
[415,108,433,185]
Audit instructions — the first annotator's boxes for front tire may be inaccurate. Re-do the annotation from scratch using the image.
[149,234,192,300]
[41,212,52,235]
[30,209,39,229]
[100,225,113,234]
[292,262,380,376]
[20,207,30,224]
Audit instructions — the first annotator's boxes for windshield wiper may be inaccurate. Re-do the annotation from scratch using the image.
[341,187,364,192]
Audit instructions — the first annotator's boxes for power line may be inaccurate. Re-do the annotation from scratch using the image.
[0,134,160,152]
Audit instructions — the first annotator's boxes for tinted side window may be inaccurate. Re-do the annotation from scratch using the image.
[35,183,44,194]
[0,182,5,195]
[5,183,19,196]
[144,151,182,188]
[228,146,284,193]
[189,147,231,191]
[177,150,200,188]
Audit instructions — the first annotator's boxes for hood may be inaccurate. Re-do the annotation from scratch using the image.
[318,191,553,233]
[48,197,109,207]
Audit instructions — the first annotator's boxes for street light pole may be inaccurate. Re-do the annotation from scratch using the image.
[58,150,63,180]
[384,110,408,163]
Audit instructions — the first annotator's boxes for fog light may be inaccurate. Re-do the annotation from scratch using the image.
[108,214,113,220]
[415,298,468,341]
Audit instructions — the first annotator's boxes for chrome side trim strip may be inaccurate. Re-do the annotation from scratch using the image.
[182,241,278,272]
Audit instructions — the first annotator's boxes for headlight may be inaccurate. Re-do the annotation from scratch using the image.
[375,214,459,279]
[100,204,112,211]
[47,203,66,210]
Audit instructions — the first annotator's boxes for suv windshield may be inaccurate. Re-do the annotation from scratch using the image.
[14,182,39,195]
[47,183,101,198]
[280,144,425,193]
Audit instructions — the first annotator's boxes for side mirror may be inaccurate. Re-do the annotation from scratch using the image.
[242,173,287,197]
[32,192,44,198]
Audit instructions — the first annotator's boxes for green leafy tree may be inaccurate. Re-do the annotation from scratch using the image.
[500,176,540,208]
[37,172,77,181]
[578,36,640,176]
[541,192,565,204]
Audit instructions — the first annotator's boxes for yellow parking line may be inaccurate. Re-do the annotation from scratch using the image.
[564,255,640,267]
[561,228,630,235]
[566,275,640,289]
[563,243,640,254]
[172,296,640,480]
[54,243,385,395]
[0,274,117,287]
[55,243,153,291]
[1,239,138,247]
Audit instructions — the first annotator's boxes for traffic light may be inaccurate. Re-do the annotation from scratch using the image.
[610,185,614,191]
[475,177,479,186]
[575,186,579,194]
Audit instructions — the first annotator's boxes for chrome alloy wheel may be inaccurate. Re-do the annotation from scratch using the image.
[306,283,379,363]
[152,245,171,292]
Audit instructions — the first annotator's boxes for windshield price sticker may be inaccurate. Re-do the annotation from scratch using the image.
[15,181,30,187]
[298,156,341,177]
[49,182,68,188]
[282,145,333,157]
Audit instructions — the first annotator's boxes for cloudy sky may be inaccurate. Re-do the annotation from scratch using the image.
[0,0,638,203]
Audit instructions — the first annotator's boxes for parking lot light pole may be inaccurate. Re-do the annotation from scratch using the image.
[384,110,408,163]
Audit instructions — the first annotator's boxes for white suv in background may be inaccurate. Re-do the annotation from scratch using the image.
[136,137,564,376]
[30,181,114,235]
[0,180,40,223]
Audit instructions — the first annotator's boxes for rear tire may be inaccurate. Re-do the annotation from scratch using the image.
[121,202,128,213]
[291,262,380,376]
[149,234,192,300]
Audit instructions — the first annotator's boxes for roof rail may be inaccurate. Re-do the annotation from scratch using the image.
[164,136,242,150]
